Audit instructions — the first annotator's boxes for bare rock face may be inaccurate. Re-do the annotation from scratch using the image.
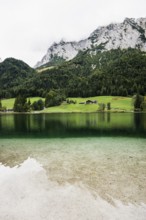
[35,17,146,68]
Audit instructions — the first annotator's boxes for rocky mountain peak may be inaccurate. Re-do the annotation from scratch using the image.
[35,17,146,68]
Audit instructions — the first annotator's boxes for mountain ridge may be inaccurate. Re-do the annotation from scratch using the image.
[35,17,146,68]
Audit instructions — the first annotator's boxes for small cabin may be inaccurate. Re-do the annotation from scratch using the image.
[86,100,97,104]
[92,100,97,104]
[79,102,85,104]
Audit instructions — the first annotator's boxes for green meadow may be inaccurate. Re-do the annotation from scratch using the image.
[2,96,133,113]
[1,96,133,112]
[43,96,133,113]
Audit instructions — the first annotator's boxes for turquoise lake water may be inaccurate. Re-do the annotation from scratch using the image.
[0,113,146,219]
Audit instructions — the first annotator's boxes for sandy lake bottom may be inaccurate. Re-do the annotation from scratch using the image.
[0,137,146,220]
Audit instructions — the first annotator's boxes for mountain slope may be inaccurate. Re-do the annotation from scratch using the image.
[0,58,35,98]
[35,17,146,68]
[33,48,146,97]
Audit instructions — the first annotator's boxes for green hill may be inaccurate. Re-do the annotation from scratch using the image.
[0,58,35,98]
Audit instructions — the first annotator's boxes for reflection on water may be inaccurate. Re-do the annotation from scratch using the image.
[0,113,146,138]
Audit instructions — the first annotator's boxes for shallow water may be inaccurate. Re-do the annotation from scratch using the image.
[0,113,146,219]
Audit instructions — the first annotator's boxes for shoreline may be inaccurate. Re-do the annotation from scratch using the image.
[1,109,146,114]
[0,109,135,114]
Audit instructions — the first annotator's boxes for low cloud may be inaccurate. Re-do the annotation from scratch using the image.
[0,0,145,66]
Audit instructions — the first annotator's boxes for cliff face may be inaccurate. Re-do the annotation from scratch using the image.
[35,17,146,68]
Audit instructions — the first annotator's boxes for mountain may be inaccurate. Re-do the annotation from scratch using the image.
[0,58,35,98]
[35,17,146,68]
[0,18,146,99]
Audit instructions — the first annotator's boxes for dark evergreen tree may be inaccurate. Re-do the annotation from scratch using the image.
[31,101,38,111]
[28,99,31,106]
[13,95,29,112]
[37,99,44,110]
[31,99,44,111]
[0,99,2,110]
[133,94,144,111]
[45,90,65,107]
[107,102,111,110]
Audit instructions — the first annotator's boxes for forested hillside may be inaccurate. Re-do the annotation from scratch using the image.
[0,48,146,98]
[0,58,35,98]
[33,48,146,97]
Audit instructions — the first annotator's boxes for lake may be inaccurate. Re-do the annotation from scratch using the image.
[0,113,146,220]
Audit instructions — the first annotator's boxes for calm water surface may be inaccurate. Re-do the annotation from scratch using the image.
[0,112,146,138]
[0,113,146,220]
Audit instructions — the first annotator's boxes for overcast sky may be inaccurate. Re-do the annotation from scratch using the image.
[0,0,146,67]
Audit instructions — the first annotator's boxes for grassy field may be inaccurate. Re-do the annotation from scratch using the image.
[43,96,133,113]
[1,96,133,112]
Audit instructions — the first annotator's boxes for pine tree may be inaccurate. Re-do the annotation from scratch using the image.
[134,94,144,111]
[107,102,111,110]
[28,99,31,106]
[0,99,2,110]
[13,95,28,112]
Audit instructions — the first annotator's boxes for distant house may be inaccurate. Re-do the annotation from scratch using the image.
[86,100,92,104]
[86,100,97,104]
[92,100,97,104]
[79,102,85,104]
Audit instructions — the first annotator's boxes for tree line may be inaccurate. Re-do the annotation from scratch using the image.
[12,90,66,112]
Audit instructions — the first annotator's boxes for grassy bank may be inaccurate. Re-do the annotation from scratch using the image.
[1,96,133,113]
